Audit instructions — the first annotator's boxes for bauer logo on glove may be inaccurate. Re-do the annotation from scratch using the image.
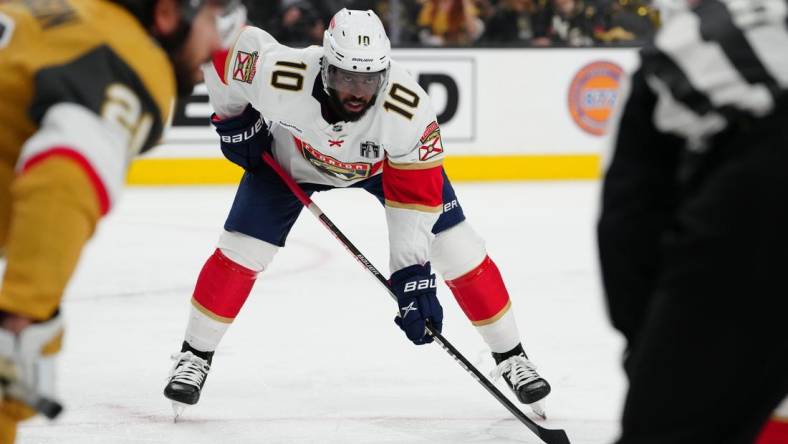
[211,105,272,172]
[219,114,265,144]
[403,277,436,293]
[391,263,443,345]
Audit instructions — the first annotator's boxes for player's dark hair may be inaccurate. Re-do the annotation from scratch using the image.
[109,0,209,29]
[108,0,156,28]
[110,0,222,96]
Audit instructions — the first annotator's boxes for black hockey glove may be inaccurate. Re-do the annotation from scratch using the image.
[211,105,272,172]
[392,263,443,345]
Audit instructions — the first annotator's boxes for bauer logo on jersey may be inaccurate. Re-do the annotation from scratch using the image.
[294,136,382,181]
[232,51,258,84]
[568,61,623,136]
[419,121,444,161]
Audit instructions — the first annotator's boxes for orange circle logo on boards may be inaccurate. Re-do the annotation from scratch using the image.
[568,61,624,136]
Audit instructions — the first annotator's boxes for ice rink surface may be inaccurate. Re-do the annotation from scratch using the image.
[19,181,626,444]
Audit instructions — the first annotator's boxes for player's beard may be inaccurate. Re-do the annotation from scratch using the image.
[158,23,200,97]
[328,89,377,122]
[171,51,201,98]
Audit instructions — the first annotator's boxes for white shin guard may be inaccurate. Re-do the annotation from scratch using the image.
[431,221,487,280]
[216,230,279,272]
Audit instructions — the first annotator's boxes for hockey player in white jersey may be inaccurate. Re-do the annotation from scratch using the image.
[164,8,551,419]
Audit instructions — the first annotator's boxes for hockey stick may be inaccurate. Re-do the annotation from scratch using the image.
[4,380,63,419]
[261,152,570,444]
[0,365,63,420]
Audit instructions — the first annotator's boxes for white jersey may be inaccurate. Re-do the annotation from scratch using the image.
[204,27,447,273]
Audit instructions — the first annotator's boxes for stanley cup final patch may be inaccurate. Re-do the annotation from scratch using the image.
[232,50,259,84]
[419,121,443,161]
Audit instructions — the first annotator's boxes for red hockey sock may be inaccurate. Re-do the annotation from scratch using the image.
[192,249,257,322]
[756,418,788,444]
[445,256,511,325]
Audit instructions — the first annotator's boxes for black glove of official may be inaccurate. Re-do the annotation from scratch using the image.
[211,105,272,172]
[392,263,443,345]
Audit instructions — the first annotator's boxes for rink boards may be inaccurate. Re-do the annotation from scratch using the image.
[130,48,639,184]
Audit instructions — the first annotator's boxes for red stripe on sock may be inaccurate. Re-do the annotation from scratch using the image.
[192,249,257,319]
[445,256,511,323]
[756,418,788,444]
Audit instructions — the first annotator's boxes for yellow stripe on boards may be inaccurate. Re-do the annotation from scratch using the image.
[126,154,601,185]
[127,158,244,185]
[443,154,601,181]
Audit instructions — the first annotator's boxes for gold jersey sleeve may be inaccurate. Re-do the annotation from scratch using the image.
[0,0,176,162]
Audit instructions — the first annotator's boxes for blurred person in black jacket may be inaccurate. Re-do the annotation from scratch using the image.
[598,0,788,442]
[482,0,538,44]
[531,0,597,46]
[268,0,325,46]
[243,0,278,28]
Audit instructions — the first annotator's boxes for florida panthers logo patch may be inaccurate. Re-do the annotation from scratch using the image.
[419,121,443,161]
[232,50,258,84]
[294,136,382,181]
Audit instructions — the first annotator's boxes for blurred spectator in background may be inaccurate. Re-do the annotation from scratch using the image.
[312,0,351,24]
[474,0,497,24]
[245,0,279,33]
[417,0,485,46]
[241,0,656,48]
[532,0,597,46]
[482,0,538,44]
[267,0,325,46]
[244,1,423,46]
[349,0,423,44]
[594,0,656,43]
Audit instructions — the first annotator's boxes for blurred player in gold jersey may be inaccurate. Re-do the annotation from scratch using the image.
[0,0,244,440]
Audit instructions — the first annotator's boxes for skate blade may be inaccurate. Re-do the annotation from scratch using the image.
[529,400,547,420]
[172,401,188,423]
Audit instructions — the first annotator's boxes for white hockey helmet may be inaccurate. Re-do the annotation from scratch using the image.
[321,9,391,98]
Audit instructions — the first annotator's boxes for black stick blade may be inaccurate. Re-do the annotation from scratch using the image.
[538,427,571,444]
